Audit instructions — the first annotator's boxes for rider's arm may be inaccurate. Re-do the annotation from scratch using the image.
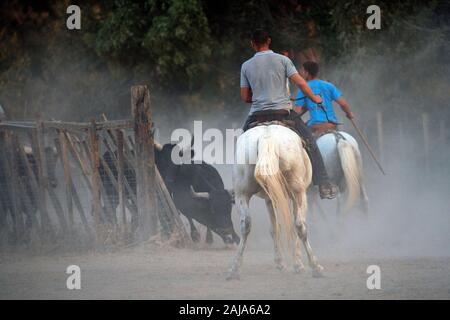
[240,87,252,103]
[289,73,322,104]
[335,97,354,119]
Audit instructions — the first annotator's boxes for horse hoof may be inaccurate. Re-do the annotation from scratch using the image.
[293,265,306,274]
[226,272,240,281]
[312,265,324,278]
[275,263,287,272]
[191,232,200,243]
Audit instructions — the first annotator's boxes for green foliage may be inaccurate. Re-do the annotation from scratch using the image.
[0,0,448,120]
[89,0,212,87]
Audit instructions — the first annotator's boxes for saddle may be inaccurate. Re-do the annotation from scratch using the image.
[247,109,296,131]
[315,129,347,142]
[248,119,296,131]
[247,110,306,148]
[311,122,338,138]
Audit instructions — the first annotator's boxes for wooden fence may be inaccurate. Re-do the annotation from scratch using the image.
[0,85,190,250]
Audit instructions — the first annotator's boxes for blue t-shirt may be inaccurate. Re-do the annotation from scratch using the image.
[295,79,342,126]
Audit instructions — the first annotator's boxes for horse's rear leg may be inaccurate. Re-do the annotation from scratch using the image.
[265,199,285,271]
[293,190,324,277]
[293,236,306,273]
[226,195,251,280]
[291,199,305,273]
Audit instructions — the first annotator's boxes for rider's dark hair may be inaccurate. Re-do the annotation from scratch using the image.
[303,61,319,77]
[251,29,270,46]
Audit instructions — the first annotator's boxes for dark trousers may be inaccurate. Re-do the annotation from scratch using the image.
[243,111,330,186]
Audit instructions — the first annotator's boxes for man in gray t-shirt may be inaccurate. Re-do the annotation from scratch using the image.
[240,50,297,115]
[239,30,337,200]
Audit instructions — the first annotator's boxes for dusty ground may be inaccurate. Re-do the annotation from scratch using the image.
[1,240,449,300]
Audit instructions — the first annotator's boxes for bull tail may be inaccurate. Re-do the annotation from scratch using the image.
[337,139,362,212]
[254,134,295,251]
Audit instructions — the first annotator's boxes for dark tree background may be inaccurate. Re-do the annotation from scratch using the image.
[0,0,448,122]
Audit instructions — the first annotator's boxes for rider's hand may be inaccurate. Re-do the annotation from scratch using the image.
[313,95,322,104]
[346,111,354,120]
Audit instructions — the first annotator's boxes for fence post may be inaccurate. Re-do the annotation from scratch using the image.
[32,121,53,238]
[58,131,74,232]
[376,112,384,165]
[57,130,93,240]
[3,131,25,241]
[422,113,430,173]
[131,85,158,239]
[89,119,102,243]
[116,130,127,232]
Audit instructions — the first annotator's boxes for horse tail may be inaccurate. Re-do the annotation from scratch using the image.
[254,133,295,251]
[337,138,362,212]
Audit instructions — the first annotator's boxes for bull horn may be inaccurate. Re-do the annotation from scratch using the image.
[23,146,33,154]
[190,185,210,200]
[154,141,163,151]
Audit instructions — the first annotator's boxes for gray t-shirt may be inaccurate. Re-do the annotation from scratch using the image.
[240,50,297,115]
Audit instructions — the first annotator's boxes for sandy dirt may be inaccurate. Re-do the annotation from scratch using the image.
[1,240,449,300]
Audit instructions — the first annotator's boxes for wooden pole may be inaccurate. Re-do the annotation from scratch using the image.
[100,136,137,207]
[31,122,53,235]
[89,120,102,243]
[16,140,42,235]
[58,131,74,231]
[131,85,158,239]
[116,130,127,230]
[82,139,117,224]
[376,112,384,166]
[56,134,92,238]
[349,118,386,175]
[101,114,137,181]
[64,131,116,230]
[64,132,92,190]
[4,132,25,241]
[36,123,68,234]
[439,118,446,145]
[155,168,191,245]
[422,113,430,173]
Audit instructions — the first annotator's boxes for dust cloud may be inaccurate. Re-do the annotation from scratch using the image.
[150,24,450,262]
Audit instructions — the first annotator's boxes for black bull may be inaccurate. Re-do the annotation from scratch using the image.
[99,143,239,245]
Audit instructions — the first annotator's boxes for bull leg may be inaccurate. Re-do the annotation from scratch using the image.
[265,198,285,271]
[291,199,306,273]
[293,189,323,277]
[226,195,251,280]
[205,227,213,244]
[187,217,200,242]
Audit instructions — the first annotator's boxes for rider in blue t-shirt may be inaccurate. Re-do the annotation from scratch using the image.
[294,61,354,135]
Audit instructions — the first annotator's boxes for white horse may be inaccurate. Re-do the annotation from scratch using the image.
[314,131,369,215]
[227,123,324,280]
